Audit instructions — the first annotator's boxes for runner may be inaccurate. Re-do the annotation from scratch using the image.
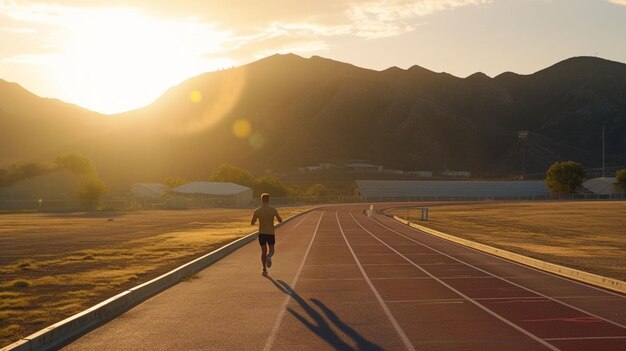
[251,193,283,276]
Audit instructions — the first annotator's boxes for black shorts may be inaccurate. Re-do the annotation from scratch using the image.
[258,233,275,246]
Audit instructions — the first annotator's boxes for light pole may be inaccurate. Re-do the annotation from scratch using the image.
[518,131,528,180]
[602,125,605,178]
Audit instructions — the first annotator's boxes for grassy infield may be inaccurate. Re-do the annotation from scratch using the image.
[392,201,626,281]
[1,202,624,347]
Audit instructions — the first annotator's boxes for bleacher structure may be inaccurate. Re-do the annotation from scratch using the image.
[355,180,550,201]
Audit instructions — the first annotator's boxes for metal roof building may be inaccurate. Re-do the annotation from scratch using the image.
[356,180,549,201]
[131,183,168,199]
[583,177,621,195]
[170,182,253,208]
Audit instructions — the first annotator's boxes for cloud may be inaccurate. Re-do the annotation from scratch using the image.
[2,53,54,64]
[0,0,494,112]
[608,0,626,5]
[347,0,492,38]
[1,27,37,33]
[1,0,492,64]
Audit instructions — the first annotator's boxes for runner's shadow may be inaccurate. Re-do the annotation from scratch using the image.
[265,276,383,351]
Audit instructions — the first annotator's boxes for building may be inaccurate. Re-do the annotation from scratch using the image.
[441,170,471,178]
[356,180,549,201]
[298,166,322,173]
[345,160,383,173]
[131,183,168,200]
[405,171,433,178]
[169,182,253,208]
[0,169,81,210]
[583,177,621,195]
[384,169,404,175]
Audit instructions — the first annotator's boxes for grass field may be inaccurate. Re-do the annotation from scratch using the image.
[391,201,626,282]
[0,206,310,347]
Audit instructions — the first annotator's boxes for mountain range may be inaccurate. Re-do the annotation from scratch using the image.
[1,54,625,192]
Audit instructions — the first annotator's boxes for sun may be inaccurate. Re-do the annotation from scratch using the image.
[54,8,234,114]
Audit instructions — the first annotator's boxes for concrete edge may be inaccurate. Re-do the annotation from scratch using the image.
[2,208,316,351]
[385,212,625,295]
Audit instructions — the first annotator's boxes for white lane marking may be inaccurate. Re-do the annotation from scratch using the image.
[263,211,324,351]
[386,215,626,298]
[349,211,560,351]
[335,211,417,351]
[544,336,626,341]
[372,215,626,330]
[290,211,312,230]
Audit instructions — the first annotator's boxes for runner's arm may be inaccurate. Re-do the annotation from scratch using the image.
[275,210,283,223]
[251,213,258,225]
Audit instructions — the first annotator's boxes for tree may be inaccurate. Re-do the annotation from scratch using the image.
[55,153,95,176]
[78,177,107,209]
[616,169,626,192]
[209,164,254,187]
[306,184,327,197]
[545,161,585,195]
[254,176,287,197]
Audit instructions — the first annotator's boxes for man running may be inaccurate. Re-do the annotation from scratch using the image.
[251,193,282,276]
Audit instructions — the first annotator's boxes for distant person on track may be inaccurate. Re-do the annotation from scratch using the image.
[251,193,283,276]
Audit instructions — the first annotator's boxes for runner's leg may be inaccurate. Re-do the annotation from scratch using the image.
[261,243,268,270]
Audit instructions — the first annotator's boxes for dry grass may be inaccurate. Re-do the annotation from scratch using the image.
[391,201,626,281]
[0,206,310,347]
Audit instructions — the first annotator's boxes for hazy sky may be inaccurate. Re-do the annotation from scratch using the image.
[1,0,625,114]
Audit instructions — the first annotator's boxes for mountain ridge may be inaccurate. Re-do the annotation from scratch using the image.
[1,54,625,191]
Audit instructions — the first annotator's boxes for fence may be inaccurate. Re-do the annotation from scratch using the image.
[359,193,626,202]
[1,193,624,212]
[0,198,131,212]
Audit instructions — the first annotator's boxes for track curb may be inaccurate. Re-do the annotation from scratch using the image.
[2,208,315,351]
[387,213,625,295]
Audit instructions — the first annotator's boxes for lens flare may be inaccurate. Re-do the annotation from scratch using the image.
[190,90,202,103]
[233,119,252,138]
[249,132,265,149]
[167,68,247,136]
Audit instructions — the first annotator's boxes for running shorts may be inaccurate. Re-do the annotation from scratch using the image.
[258,233,275,246]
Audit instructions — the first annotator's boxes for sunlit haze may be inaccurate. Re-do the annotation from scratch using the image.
[1,0,625,114]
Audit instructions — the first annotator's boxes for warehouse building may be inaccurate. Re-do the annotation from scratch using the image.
[0,169,80,210]
[583,177,621,195]
[356,180,549,201]
[131,183,168,200]
[169,182,253,208]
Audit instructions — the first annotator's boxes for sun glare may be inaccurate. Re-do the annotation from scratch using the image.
[52,8,234,114]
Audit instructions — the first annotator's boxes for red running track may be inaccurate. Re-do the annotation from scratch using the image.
[64,204,626,351]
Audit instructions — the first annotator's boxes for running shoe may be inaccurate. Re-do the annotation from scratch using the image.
[262,270,268,276]
[266,253,272,268]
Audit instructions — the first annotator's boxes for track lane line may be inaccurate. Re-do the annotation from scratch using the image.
[263,211,324,351]
[349,211,560,351]
[289,211,312,231]
[335,211,416,351]
[385,210,626,298]
[369,214,626,329]
[544,336,626,341]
